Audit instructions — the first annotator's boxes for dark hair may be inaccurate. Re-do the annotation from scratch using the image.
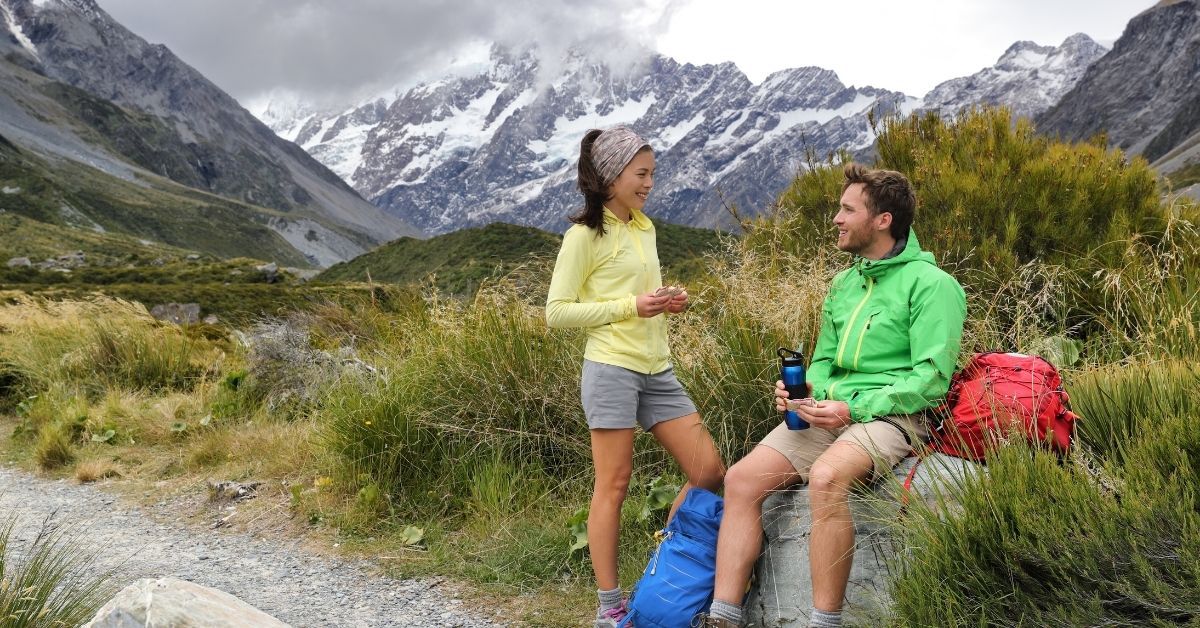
[842,162,916,240]
[571,129,609,234]
[570,131,653,235]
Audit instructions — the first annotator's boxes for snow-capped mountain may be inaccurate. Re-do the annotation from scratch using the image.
[260,46,912,234]
[259,35,1108,235]
[922,33,1108,121]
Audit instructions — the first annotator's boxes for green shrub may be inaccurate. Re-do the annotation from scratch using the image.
[887,360,1200,626]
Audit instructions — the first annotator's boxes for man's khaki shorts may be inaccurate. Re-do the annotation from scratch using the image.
[759,415,931,481]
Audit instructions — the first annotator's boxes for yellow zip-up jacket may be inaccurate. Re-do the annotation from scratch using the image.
[546,207,670,374]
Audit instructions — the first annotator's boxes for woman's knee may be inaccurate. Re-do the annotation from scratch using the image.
[688,457,726,491]
[593,468,633,502]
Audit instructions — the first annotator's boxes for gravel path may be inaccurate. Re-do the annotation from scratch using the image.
[0,466,506,627]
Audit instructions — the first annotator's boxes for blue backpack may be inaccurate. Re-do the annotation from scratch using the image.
[619,488,723,628]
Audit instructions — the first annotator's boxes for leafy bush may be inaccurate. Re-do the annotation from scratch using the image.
[772,108,1162,271]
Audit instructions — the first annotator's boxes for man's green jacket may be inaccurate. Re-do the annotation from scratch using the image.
[808,228,967,422]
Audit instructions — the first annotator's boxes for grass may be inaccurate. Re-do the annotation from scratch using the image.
[1,106,1199,625]
[0,517,117,627]
[886,361,1200,626]
[316,220,727,295]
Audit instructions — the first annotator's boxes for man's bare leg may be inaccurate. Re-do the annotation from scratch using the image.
[711,445,802,605]
[806,441,875,612]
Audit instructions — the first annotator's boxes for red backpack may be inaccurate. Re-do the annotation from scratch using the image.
[930,352,1078,461]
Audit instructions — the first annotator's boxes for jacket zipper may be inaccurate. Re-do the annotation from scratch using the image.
[649,530,672,575]
[622,221,659,360]
[852,313,876,370]
[836,276,874,367]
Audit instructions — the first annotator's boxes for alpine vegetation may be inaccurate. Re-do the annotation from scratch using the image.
[0,106,1197,624]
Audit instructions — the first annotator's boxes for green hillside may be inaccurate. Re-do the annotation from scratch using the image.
[316,220,727,294]
[0,133,312,267]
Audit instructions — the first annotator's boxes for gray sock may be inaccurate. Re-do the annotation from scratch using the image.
[810,608,842,627]
[597,587,623,613]
[709,599,743,624]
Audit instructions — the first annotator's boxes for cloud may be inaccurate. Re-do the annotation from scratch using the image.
[98,0,687,107]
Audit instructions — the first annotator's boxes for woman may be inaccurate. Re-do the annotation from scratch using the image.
[545,125,726,627]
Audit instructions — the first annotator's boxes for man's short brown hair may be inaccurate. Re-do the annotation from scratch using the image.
[842,163,916,240]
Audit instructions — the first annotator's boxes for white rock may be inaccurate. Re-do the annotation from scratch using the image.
[84,577,291,628]
[746,454,984,626]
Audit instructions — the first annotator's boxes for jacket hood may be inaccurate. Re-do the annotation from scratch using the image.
[855,228,935,278]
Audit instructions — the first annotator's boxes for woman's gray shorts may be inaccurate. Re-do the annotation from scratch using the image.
[581,359,697,431]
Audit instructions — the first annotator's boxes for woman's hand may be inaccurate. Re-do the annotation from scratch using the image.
[636,290,672,318]
[665,288,689,314]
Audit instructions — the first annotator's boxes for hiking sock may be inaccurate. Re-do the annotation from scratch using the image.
[597,587,623,614]
[810,608,843,627]
[709,599,743,624]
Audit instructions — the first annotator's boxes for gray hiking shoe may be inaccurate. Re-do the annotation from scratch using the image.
[692,613,739,628]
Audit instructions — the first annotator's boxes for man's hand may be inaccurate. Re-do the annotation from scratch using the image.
[775,380,851,429]
[795,400,852,430]
[636,290,672,318]
[774,380,814,411]
[665,288,689,314]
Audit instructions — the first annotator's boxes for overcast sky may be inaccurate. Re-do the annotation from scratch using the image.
[98,0,1152,109]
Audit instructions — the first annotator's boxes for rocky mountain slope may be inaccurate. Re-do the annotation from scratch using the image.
[921,33,1107,121]
[1038,0,1200,172]
[0,0,421,265]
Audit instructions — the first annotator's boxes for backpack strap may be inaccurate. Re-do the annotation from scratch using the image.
[898,448,922,517]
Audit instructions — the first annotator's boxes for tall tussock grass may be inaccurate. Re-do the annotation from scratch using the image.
[322,290,588,517]
[888,360,1200,626]
[0,517,116,627]
[0,297,209,405]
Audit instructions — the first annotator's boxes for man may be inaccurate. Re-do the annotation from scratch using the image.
[699,163,966,628]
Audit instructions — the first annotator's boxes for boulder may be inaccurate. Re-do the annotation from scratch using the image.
[150,303,202,325]
[84,577,290,627]
[745,454,983,627]
[255,262,279,283]
[6,256,31,267]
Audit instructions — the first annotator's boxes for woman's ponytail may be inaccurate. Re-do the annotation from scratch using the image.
[571,129,609,235]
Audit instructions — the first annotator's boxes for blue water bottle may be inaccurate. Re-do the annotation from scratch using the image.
[778,346,808,430]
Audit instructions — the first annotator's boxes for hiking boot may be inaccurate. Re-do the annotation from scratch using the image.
[594,600,629,627]
[692,613,739,628]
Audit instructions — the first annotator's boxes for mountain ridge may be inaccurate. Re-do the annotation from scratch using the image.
[0,0,422,266]
[264,34,1107,235]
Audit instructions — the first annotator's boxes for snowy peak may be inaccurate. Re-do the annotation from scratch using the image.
[264,44,905,234]
[922,33,1108,121]
[996,41,1056,71]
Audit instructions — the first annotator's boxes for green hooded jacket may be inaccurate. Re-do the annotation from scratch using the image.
[808,228,966,422]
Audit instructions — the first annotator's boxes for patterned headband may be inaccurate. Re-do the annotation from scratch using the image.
[592,126,651,187]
